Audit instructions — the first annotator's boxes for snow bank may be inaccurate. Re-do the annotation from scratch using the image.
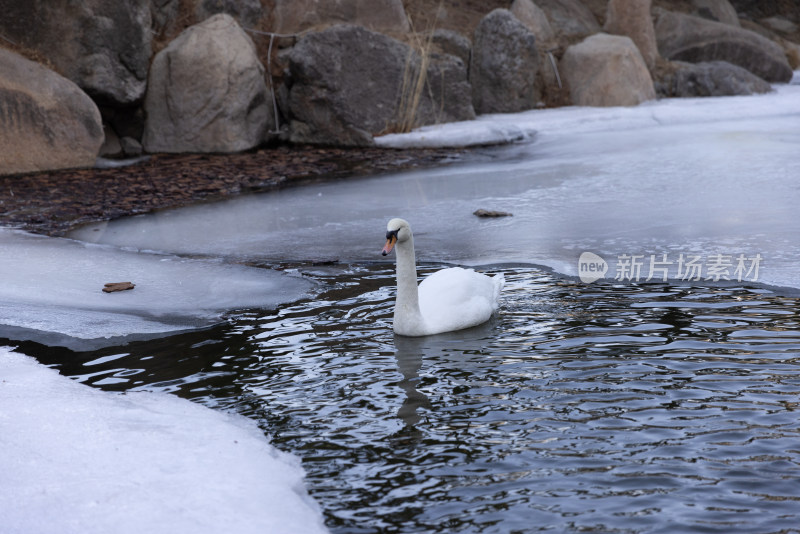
[0,347,329,534]
[0,229,313,345]
[376,76,800,149]
[375,120,536,148]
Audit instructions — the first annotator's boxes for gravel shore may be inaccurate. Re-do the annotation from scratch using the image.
[0,145,464,236]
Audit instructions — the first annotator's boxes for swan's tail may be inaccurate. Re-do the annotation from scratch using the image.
[492,273,505,310]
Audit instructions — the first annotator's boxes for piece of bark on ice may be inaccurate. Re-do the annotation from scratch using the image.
[103,282,135,293]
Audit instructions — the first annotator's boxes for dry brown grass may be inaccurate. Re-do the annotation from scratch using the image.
[392,21,437,134]
[0,38,58,73]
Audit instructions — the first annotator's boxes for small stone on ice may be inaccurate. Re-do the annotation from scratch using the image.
[474,209,512,218]
[103,282,135,293]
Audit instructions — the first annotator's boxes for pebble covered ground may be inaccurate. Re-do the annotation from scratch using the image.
[0,145,463,235]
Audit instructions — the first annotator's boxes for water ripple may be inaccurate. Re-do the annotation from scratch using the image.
[17,265,800,533]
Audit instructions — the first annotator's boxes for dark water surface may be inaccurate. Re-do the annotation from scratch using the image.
[13,265,800,533]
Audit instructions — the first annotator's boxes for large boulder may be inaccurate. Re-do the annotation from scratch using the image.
[143,14,272,153]
[510,0,556,46]
[0,49,103,175]
[655,10,793,82]
[604,0,659,70]
[431,29,472,66]
[561,33,656,107]
[286,24,473,146]
[272,0,409,35]
[535,0,601,41]
[470,9,539,114]
[511,0,569,107]
[0,0,151,106]
[692,0,740,27]
[667,60,772,97]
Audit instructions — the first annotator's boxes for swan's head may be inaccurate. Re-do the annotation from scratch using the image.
[382,218,412,256]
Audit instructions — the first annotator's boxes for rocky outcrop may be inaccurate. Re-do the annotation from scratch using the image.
[470,9,539,114]
[667,60,772,97]
[561,33,656,107]
[431,29,471,66]
[0,49,103,175]
[0,0,151,106]
[604,0,659,70]
[535,0,601,41]
[287,24,474,146]
[510,0,556,46]
[760,16,799,36]
[655,10,793,83]
[692,0,740,27]
[143,14,272,153]
[272,0,409,35]
[196,0,263,27]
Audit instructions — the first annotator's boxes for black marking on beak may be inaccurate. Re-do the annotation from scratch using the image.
[382,229,399,256]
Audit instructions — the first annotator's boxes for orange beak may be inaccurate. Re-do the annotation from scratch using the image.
[382,235,397,256]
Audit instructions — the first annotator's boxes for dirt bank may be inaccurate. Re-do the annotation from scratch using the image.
[0,145,464,236]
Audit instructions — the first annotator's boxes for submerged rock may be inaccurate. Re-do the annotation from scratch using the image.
[143,14,272,153]
[0,48,103,175]
[561,33,656,107]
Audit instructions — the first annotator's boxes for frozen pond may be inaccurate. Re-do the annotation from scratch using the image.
[69,82,800,290]
[3,77,800,532]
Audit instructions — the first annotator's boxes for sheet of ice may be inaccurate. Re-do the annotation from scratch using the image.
[0,347,329,534]
[69,82,800,290]
[0,229,313,345]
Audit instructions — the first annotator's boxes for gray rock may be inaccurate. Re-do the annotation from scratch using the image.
[143,14,272,153]
[470,9,539,114]
[535,0,601,41]
[120,136,144,157]
[760,16,799,36]
[195,0,262,27]
[655,10,793,83]
[561,33,656,107]
[100,125,123,158]
[272,0,410,35]
[431,29,472,66]
[0,48,104,175]
[287,24,474,146]
[669,60,772,97]
[0,0,152,106]
[604,0,659,70]
[151,0,180,35]
[692,0,740,27]
[510,0,556,47]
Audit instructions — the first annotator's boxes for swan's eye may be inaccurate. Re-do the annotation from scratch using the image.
[386,230,399,240]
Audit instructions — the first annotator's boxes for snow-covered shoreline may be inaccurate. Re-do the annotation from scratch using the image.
[0,347,329,534]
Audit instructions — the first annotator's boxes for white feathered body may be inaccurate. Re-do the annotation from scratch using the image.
[384,218,504,337]
[413,267,504,336]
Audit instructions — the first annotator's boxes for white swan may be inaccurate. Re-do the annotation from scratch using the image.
[381,218,504,336]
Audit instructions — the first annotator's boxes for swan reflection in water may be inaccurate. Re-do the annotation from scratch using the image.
[392,321,498,428]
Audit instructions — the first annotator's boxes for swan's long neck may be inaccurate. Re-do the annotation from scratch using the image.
[394,235,423,326]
